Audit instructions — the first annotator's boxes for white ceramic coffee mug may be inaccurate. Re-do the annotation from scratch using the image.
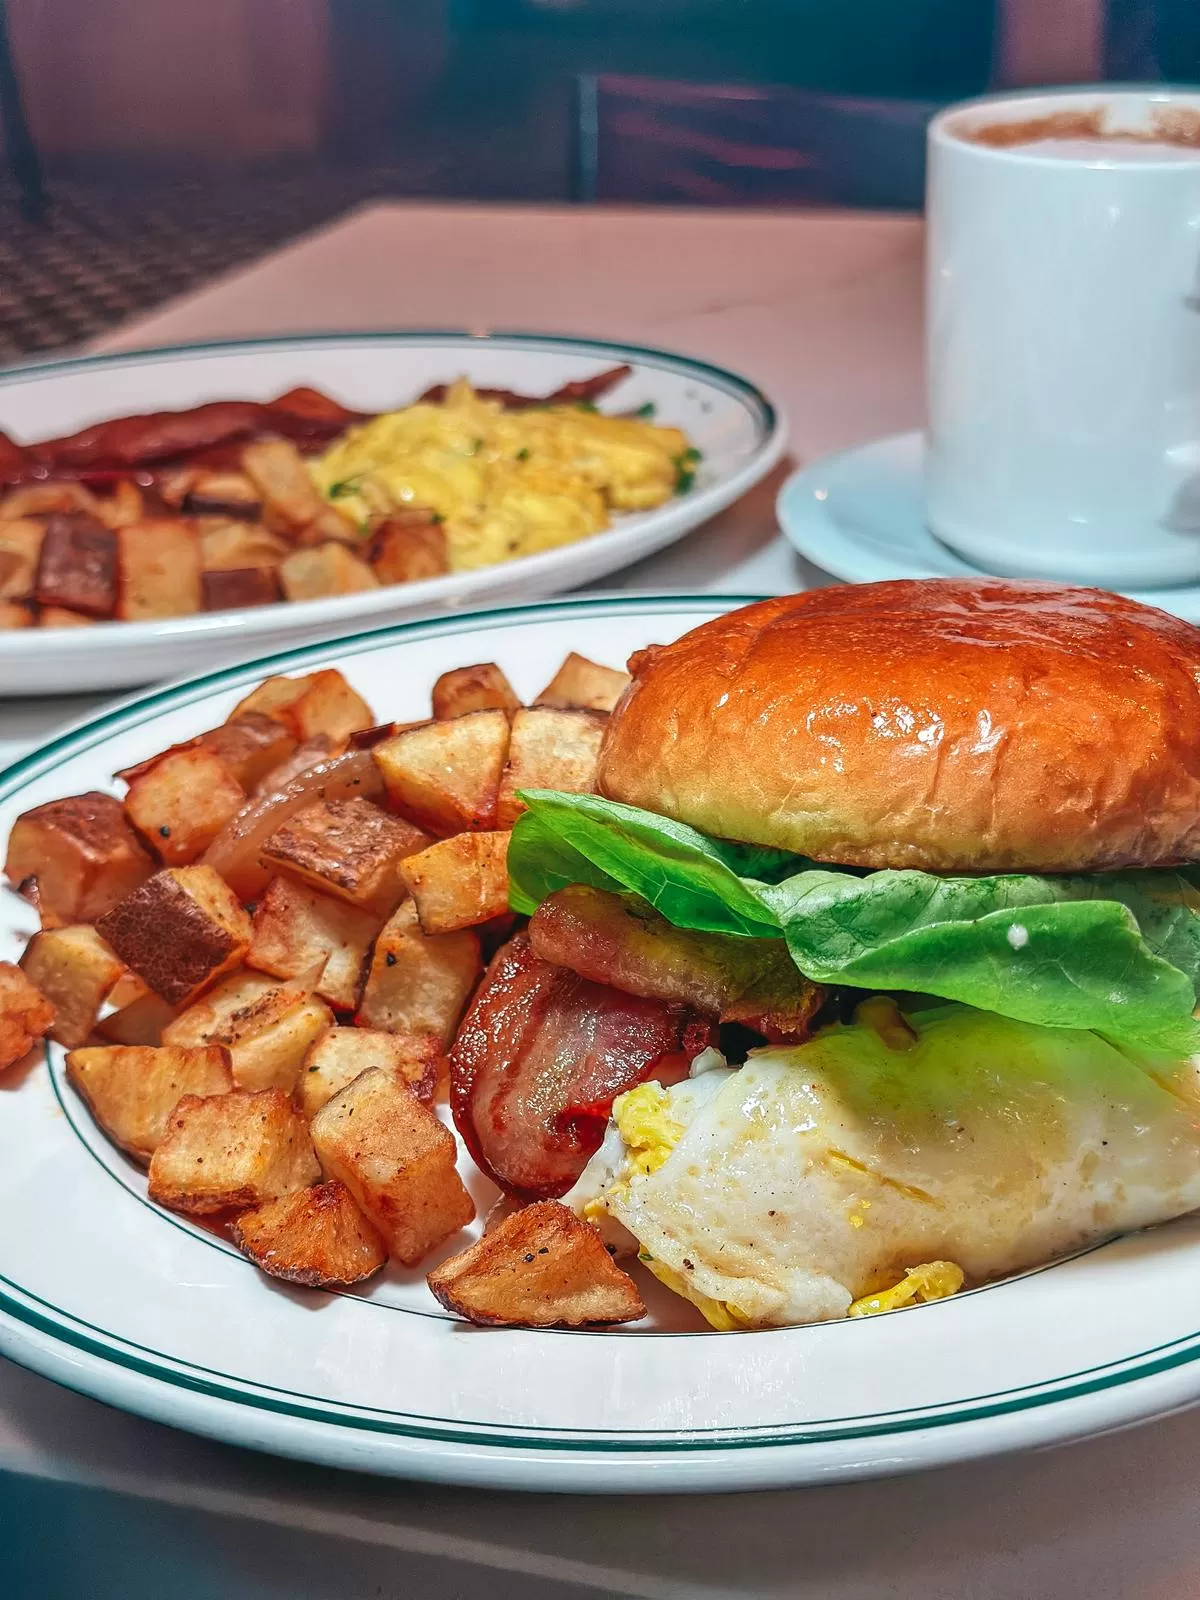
[926,87,1200,587]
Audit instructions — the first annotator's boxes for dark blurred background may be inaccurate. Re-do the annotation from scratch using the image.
[0,0,1194,360]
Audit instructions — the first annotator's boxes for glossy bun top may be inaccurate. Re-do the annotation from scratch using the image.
[597,579,1200,873]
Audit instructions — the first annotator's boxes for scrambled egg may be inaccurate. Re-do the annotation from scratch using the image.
[308,378,695,573]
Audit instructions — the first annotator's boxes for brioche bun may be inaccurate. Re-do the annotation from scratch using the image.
[597,580,1200,873]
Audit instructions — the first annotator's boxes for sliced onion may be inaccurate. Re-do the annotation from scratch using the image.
[201,747,384,902]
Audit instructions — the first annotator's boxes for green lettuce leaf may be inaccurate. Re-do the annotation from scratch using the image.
[507,791,1200,1054]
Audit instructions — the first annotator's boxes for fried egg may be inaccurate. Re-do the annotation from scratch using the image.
[566,1006,1200,1329]
[309,379,692,572]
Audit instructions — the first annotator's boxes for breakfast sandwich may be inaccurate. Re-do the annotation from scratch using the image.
[450,579,1200,1327]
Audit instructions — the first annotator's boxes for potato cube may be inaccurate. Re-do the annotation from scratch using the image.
[0,519,44,600]
[0,961,55,1071]
[250,735,334,798]
[299,1025,440,1119]
[163,968,332,1093]
[39,606,94,628]
[199,713,296,793]
[400,832,511,934]
[310,1068,474,1265]
[280,542,378,602]
[19,924,124,1048]
[230,670,373,744]
[34,513,118,617]
[5,791,154,925]
[95,479,145,529]
[535,652,630,713]
[123,747,245,866]
[357,899,480,1043]
[371,710,509,834]
[497,708,607,828]
[97,865,253,1005]
[197,519,288,571]
[231,1179,387,1287]
[148,1088,320,1214]
[262,797,429,916]
[0,601,33,628]
[0,482,103,519]
[115,519,201,620]
[97,989,180,1047]
[241,437,353,541]
[247,876,380,1011]
[182,471,261,520]
[431,661,520,721]
[427,1201,645,1327]
[201,567,281,612]
[368,516,448,585]
[66,1043,233,1161]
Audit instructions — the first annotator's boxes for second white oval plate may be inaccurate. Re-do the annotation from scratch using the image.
[4,594,1200,1493]
[0,333,784,694]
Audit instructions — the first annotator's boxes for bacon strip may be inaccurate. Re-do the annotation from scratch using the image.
[529,886,824,1043]
[418,364,633,411]
[450,933,713,1199]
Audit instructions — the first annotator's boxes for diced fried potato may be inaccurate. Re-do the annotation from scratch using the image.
[310,1067,473,1265]
[66,1043,233,1161]
[371,710,509,834]
[106,970,149,1010]
[123,747,245,866]
[38,606,94,628]
[251,735,335,798]
[0,519,44,600]
[19,924,124,1048]
[299,1025,440,1119]
[497,708,607,828]
[262,796,429,916]
[197,519,288,571]
[230,670,373,744]
[280,542,378,602]
[431,661,521,721]
[0,482,103,518]
[368,516,448,585]
[115,519,201,620]
[183,472,261,519]
[198,713,297,793]
[95,479,145,529]
[248,876,380,1011]
[427,1201,646,1327]
[357,899,481,1043]
[96,989,180,1047]
[0,601,33,628]
[163,968,331,1093]
[400,832,511,934]
[5,791,154,925]
[201,566,281,612]
[34,514,118,617]
[97,865,253,1005]
[535,653,630,713]
[231,1179,387,1287]
[241,438,355,543]
[148,1088,320,1214]
[0,961,55,1071]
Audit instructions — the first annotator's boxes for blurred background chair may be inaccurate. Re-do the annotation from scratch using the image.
[573,73,937,208]
[0,0,44,220]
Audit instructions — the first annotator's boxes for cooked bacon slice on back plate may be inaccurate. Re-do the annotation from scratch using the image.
[450,932,714,1199]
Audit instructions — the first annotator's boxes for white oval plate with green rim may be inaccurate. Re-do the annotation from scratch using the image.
[5,593,1200,1494]
[0,333,784,695]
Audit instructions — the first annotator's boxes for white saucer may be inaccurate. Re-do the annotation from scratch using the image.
[777,430,1200,624]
